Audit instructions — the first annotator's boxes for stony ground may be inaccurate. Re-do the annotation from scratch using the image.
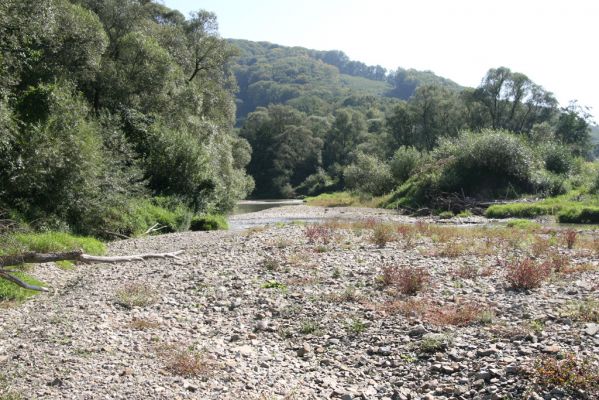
[1,206,598,400]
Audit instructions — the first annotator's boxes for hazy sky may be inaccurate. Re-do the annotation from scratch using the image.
[163,0,598,118]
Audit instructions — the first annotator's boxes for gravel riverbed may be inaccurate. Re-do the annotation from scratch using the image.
[1,206,597,399]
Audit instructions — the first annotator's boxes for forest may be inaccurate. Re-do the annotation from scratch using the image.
[1,0,597,239]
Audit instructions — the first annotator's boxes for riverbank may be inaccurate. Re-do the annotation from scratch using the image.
[1,206,598,399]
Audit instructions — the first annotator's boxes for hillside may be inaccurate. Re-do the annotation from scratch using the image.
[229,39,462,122]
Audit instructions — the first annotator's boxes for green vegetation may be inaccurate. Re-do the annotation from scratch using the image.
[0,0,252,237]
[0,232,105,256]
[0,272,46,302]
[505,219,542,230]
[190,214,229,231]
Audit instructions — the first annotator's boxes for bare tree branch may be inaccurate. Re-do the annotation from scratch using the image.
[0,250,185,292]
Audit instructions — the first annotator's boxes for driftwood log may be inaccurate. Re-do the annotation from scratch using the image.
[0,250,185,292]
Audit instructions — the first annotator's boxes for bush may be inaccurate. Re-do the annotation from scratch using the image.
[557,206,599,224]
[436,130,534,198]
[540,143,574,175]
[190,214,228,231]
[344,152,394,196]
[506,219,541,230]
[390,146,424,184]
[295,168,337,196]
[505,258,552,290]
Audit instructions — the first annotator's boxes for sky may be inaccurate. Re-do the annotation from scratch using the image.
[163,0,599,119]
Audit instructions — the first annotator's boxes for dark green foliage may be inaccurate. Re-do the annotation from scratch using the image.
[0,0,251,235]
[344,153,394,196]
[540,143,574,175]
[390,146,425,184]
[295,169,337,196]
[190,214,228,231]
[436,130,534,197]
[241,105,323,197]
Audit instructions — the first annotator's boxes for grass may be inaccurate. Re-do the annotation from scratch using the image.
[485,191,599,224]
[0,232,106,256]
[0,272,46,302]
[506,219,541,230]
[0,231,106,301]
[261,280,287,291]
[559,298,599,322]
[189,214,228,231]
[304,192,390,208]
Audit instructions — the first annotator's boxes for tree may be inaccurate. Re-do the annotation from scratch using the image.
[555,102,593,157]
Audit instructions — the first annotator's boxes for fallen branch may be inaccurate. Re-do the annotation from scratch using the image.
[0,250,185,292]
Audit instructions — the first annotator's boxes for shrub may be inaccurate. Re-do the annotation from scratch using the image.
[435,130,534,198]
[557,206,599,224]
[390,146,424,184]
[295,168,337,196]
[190,214,228,231]
[540,142,574,175]
[505,258,552,290]
[344,152,394,196]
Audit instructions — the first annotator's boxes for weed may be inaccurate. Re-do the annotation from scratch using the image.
[453,264,480,280]
[304,224,333,244]
[506,219,541,230]
[332,267,341,279]
[390,266,430,296]
[534,353,599,396]
[438,211,454,219]
[128,317,160,330]
[530,236,551,257]
[479,310,495,324]
[528,319,545,334]
[559,298,599,322]
[426,302,482,326]
[335,285,363,302]
[345,317,366,335]
[436,241,466,258]
[504,258,552,290]
[562,229,577,249]
[114,283,159,309]
[158,344,213,377]
[314,245,328,253]
[261,280,287,291]
[260,256,280,271]
[419,334,452,353]
[371,223,395,248]
[299,320,321,335]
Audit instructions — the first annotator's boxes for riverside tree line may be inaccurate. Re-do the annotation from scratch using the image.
[0,0,595,238]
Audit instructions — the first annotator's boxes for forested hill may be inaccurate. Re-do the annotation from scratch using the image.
[229,39,462,122]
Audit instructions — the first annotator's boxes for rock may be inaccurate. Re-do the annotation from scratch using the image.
[297,343,312,357]
[408,325,427,337]
[584,323,599,336]
[541,344,560,354]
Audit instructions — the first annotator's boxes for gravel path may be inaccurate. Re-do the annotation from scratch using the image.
[1,206,597,399]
